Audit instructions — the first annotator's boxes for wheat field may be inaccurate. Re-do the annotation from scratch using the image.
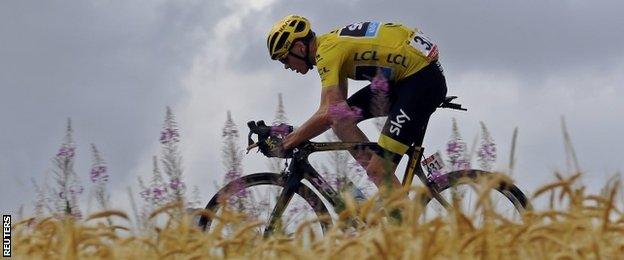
[11,173,624,259]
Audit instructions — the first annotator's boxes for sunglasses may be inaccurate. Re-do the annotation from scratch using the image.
[278,54,290,65]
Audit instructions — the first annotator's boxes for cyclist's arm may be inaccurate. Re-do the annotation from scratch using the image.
[283,83,347,149]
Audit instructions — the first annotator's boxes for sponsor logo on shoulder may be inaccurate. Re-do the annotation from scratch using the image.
[365,21,380,37]
[339,21,380,38]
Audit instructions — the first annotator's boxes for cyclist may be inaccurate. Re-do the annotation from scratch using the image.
[267,15,447,191]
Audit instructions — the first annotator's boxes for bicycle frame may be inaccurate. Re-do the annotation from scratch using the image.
[264,141,451,236]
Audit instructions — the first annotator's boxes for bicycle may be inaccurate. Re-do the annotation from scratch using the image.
[198,96,531,237]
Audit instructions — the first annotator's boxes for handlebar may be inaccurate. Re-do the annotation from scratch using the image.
[246,120,269,152]
[246,120,294,156]
[439,96,467,111]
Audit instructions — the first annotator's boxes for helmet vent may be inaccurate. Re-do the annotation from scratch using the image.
[268,32,280,50]
[274,32,290,52]
[295,21,306,32]
[289,20,298,27]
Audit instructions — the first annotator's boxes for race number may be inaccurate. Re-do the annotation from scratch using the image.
[422,151,446,174]
[339,21,380,38]
[410,29,438,61]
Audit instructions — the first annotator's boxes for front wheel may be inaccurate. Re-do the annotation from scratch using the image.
[198,173,331,237]
[423,170,531,225]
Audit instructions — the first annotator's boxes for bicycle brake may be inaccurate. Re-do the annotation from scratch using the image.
[246,143,259,154]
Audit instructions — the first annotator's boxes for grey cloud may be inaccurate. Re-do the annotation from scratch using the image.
[233,1,379,73]
[235,0,624,83]
[0,1,229,213]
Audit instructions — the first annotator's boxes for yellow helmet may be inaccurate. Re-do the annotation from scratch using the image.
[267,15,313,60]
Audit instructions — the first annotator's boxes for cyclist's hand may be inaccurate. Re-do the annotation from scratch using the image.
[270,123,293,138]
[258,136,293,158]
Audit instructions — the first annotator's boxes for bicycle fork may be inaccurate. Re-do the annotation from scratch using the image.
[263,158,309,237]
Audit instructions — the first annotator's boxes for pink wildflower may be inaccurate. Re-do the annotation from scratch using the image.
[140,188,151,200]
[90,165,108,183]
[428,170,449,187]
[68,183,83,195]
[453,158,471,171]
[159,127,180,144]
[151,186,167,201]
[477,122,497,171]
[56,146,75,159]
[328,103,363,122]
[169,178,186,191]
[478,143,496,161]
[446,141,465,161]
[370,68,390,93]
[270,123,293,138]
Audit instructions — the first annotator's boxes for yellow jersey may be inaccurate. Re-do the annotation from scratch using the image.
[315,21,439,87]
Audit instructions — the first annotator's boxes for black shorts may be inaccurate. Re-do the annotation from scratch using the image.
[346,61,447,162]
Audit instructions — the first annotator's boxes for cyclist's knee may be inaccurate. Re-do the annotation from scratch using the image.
[366,154,400,188]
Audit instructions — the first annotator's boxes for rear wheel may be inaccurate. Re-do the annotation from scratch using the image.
[423,170,531,225]
[198,173,331,238]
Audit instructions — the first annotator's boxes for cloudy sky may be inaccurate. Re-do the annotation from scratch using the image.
[1,0,623,216]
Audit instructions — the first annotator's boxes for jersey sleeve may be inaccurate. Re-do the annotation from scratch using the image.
[315,46,344,88]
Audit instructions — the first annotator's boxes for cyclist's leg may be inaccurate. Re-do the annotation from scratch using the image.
[329,84,382,167]
[345,84,391,118]
[366,154,401,190]
[345,86,402,191]
[372,61,447,187]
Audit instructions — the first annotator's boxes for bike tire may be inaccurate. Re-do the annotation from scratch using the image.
[423,170,531,223]
[198,172,332,235]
